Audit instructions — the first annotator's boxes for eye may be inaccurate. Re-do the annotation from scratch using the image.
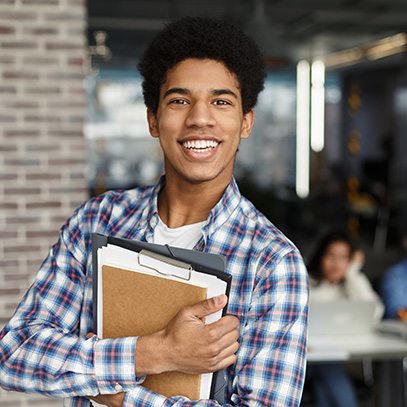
[213,99,230,106]
[169,99,189,105]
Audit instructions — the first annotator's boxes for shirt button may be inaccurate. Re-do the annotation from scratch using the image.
[115,383,123,392]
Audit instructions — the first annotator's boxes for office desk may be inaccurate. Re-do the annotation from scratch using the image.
[308,331,407,362]
[307,321,407,406]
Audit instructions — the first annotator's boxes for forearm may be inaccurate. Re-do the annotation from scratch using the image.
[0,321,141,398]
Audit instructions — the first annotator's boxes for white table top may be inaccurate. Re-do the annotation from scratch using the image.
[307,320,407,363]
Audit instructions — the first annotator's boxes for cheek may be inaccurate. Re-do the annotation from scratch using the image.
[321,258,331,273]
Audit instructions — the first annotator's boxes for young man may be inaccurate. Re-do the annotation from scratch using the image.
[0,16,308,407]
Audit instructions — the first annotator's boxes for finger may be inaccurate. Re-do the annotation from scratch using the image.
[215,326,240,351]
[202,344,239,372]
[187,294,228,320]
[215,352,238,371]
[206,315,239,339]
[86,332,96,339]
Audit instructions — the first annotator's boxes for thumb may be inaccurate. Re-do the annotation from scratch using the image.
[191,294,228,320]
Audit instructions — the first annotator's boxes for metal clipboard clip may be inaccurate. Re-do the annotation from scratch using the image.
[137,247,192,281]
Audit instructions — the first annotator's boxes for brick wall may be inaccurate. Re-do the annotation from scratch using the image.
[0,0,88,405]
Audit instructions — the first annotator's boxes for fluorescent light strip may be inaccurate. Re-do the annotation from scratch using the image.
[296,60,310,199]
[310,60,325,153]
[322,33,407,69]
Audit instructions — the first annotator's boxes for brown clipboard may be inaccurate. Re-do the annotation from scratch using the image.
[92,233,231,402]
[102,264,207,399]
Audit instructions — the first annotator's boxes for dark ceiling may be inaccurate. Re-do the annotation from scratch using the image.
[87,0,407,69]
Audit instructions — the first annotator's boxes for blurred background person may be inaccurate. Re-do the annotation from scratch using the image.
[379,224,407,320]
[305,229,384,407]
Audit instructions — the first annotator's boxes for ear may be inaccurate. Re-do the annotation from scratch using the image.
[240,109,254,140]
[147,108,159,138]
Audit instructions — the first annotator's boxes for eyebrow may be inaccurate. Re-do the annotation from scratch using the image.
[163,87,239,100]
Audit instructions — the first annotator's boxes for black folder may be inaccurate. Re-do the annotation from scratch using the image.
[92,233,231,402]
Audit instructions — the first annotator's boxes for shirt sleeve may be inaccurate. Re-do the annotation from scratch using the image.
[343,265,384,321]
[121,249,309,407]
[380,265,406,318]
[0,203,143,398]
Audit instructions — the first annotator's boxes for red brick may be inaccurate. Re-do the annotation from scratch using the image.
[4,158,41,166]
[25,172,62,181]
[44,12,84,21]
[0,56,15,64]
[25,143,60,152]
[4,100,39,109]
[46,41,83,51]
[50,186,87,194]
[0,203,18,210]
[69,86,86,95]
[46,101,86,109]
[48,158,85,166]
[4,187,41,195]
[47,72,84,81]
[0,288,21,295]
[67,57,84,66]
[4,130,39,137]
[24,114,61,123]
[0,145,18,151]
[5,217,41,224]
[26,201,62,209]
[23,56,59,65]
[0,11,37,20]
[22,0,59,5]
[0,26,15,34]
[0,85,16,93]
[49,130,84,137]
[24,86,61,94]
[3,71,39,80]
[1,41,37,50]
[0,260,19,268]
[0,173,18,180]
[23,27,59,35]
[68,0,85,5]
[0,114,17,122]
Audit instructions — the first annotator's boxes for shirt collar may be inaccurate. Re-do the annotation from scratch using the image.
[205,177,242,236]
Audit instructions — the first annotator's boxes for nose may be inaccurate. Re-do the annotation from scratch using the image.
[185,100,216,128]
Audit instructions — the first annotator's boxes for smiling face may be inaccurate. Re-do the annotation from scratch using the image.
[147,58,254,188]
[321,241,352,283]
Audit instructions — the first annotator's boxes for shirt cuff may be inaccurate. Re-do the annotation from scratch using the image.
[94,336,144,393]
[122,385,167,407]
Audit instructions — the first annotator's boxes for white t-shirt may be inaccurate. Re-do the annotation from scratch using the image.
[152,216,205,249]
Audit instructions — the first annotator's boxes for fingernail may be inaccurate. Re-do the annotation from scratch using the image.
[214,294,225,305]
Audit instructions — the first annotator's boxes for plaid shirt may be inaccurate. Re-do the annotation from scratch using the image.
[0,176,308,407]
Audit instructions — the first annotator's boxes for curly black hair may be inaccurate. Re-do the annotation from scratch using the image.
[138,16,266,115]
[307,230,356,283]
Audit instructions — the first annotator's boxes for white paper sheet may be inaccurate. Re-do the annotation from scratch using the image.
[96,243,228,400]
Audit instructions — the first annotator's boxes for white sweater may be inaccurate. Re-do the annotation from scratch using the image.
[309,261,385,321]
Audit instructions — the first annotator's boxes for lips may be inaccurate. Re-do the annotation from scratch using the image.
[182,139,219,153]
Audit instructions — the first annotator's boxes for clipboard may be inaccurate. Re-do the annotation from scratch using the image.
[91,233,231,402]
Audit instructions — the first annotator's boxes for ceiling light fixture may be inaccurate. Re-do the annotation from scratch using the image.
[321,32,407,69]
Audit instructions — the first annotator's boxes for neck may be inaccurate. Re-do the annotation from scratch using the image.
[158,175,231,229]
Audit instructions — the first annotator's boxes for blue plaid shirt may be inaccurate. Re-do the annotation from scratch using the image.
[0,176,308,407]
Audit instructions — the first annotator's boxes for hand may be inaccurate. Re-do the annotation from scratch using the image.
[351,249,365,267]
[87,393,125,407]
[135,294,240,376]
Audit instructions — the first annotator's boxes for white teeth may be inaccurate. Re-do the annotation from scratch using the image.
[182,140,218,152]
